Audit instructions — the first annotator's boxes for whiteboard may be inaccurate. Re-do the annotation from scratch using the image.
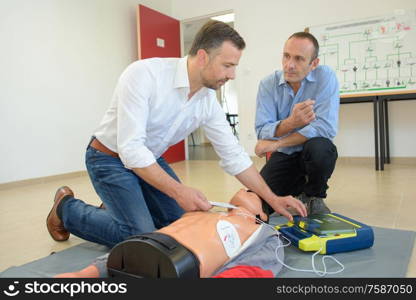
[309,9,416,95]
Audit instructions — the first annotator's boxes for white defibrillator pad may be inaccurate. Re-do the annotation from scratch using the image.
[216,220,241,258]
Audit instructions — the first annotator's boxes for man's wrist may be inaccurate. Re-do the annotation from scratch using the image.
[275,118,296,137]
[167,181,183,199]
[273,140,281,152]
[284,117,296,132]
[264,193,281,207]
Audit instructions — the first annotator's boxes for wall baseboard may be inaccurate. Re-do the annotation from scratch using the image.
[336,157,416,165]
[0,171,88,191]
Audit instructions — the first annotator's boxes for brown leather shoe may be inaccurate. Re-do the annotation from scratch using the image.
[46,186,73,241]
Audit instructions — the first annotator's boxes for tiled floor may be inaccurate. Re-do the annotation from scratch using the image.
[0,147,415,276]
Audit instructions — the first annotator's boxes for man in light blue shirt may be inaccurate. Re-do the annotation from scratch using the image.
[254,32,339,215]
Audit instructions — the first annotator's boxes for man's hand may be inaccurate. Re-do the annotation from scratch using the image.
[133,163,212,213]
[173,185,212,212]
[288,99,315,128]
[268,195,307,222]
[255,139,279,157]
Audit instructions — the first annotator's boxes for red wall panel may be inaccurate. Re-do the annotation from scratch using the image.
[138,5,181,59]
[137,5,185,164]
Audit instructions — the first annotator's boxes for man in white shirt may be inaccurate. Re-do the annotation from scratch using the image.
[47,21,306,248]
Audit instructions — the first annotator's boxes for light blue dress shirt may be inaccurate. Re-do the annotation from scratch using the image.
[255,65,340,155]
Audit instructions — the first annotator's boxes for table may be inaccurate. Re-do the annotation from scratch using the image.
[340,90,416,171]
[340,93,380,170]
[377,90,416,170]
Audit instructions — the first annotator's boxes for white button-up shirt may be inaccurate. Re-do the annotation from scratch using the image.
[94,56,252,176]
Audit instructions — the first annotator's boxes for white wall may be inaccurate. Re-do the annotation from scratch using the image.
[0,0,171,184]
[172,0,416,157]
[2,1,415,184]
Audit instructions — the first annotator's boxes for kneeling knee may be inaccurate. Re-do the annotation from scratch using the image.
[303,138,337,164]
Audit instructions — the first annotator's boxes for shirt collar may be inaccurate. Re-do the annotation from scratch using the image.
[278,68,317,86]
[174,55,210,100]
[278,72,286,86]
[174,56,190,89]
[305,69,316,82]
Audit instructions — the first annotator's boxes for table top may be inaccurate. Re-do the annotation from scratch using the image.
[340,89,416,99]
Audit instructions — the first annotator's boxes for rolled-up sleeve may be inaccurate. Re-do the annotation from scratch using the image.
[255,77,280,139]
[116,63,157,169]
[297,68,340,140]
[203,101,252,176]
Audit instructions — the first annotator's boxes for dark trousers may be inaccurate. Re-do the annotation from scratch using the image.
[260,137,338,199]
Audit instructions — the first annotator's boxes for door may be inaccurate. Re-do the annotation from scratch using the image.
[137,4,185,164]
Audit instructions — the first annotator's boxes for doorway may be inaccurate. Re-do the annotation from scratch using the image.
[181,12,239,160]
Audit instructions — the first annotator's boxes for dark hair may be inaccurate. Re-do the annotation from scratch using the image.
[188,20,246,56]
[288,32,320,61]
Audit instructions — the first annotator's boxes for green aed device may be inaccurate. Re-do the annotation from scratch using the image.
[275,213,374,254]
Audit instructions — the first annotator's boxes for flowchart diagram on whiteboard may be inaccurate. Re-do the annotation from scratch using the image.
[309,9,416,95]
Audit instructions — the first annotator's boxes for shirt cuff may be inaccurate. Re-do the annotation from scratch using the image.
[219,151,253,176]
[119,144,156,169]
[297,124,318,139]
[259,121,280,139]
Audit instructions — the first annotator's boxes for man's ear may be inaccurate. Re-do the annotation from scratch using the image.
[196,49,209,67]
[310,57,319,71]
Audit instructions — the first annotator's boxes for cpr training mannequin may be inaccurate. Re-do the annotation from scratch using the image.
[56,189,303,278]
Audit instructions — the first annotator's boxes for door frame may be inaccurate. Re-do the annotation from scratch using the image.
[180,10,235,159]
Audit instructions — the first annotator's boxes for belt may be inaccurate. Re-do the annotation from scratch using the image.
[90,138,119,158]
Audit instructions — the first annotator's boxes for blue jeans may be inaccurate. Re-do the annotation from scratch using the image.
[61,144,185,248]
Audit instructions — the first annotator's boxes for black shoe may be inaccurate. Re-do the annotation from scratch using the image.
[296,193,330,215]
[308,197,331,215]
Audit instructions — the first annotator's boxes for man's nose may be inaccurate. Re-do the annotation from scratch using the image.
[287,59,295,69]
[227,69,236,80]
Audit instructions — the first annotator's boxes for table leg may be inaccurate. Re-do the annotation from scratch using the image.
[379,97,385,170]
[373,97,380,171]
[384,98,390,164]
